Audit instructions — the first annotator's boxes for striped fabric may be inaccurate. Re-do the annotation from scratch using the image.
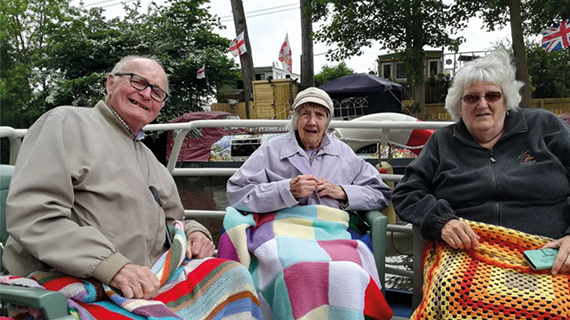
[1,221,262,320]
[414,220,570,319]
[218,205,393,320]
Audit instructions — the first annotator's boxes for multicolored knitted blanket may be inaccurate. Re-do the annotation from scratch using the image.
[413,220,570,320]
[217,205,393,320]
[0,221,262,320]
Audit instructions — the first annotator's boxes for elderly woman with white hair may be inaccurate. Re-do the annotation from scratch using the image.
[227,87,391,213]
[393,50,570,275]
[221,87,393,320]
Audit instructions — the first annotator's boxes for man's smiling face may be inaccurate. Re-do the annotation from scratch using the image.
[296,103,329,150]
[105,58,167,133]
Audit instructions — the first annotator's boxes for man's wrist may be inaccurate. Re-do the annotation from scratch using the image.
[93,252,131,284]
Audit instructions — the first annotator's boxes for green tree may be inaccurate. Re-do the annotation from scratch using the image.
[526,42,570,98]
[309,0,466,119]
[315,62,354,86]
[1,0,241,162]
[0,0,79,127]
[2,0,241,126]
[147,0,241,122]
[455,0,570,104]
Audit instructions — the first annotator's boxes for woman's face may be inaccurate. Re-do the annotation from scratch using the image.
[460,82,507,142]
[296,104,328,150]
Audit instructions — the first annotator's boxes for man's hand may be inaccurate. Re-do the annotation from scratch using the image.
[441,219,480,250]
[290,174,319,198]
[543,235,570,275]
[186,231,215,259]
[109,263,160,300]
[316,178,347,200]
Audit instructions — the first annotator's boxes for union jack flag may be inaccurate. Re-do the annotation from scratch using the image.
[540,18,570,52]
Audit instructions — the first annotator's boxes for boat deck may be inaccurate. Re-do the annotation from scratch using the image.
[1,119,454,319]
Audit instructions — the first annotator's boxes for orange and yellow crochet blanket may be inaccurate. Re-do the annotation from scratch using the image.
[413,220,570,320]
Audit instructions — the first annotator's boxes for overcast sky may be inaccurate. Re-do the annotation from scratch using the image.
[80,0,514,74]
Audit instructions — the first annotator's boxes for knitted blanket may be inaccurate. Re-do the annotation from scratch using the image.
[413,220,570,320]
[217,205,393,320]
[1,221,261,320]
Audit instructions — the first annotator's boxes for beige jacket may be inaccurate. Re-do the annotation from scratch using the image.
[4,101,211,284]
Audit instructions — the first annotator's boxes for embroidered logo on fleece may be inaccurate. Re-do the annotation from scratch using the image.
[518,151,536,164]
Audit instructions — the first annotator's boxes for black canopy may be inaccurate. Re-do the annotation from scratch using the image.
[319,74,403,118]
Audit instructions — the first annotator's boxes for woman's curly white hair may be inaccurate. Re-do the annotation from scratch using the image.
[445,49,524,121]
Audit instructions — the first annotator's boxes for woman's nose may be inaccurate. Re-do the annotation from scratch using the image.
[476,98,489,108]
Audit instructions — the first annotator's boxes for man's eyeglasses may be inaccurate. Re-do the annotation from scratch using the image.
[462,91,503,105]
[114,73,169,102]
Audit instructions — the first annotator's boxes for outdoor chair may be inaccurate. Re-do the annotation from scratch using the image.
[360,210,389,293]
[0,164,75,320]
[0,163,390,317]
[411,225,426,311]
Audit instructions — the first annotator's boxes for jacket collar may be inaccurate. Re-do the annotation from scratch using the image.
[95,101,146,140]
[279,130,340,160]
[453,109,528,148]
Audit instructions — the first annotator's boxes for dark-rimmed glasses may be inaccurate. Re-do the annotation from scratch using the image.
[462,91,503,105]
[114,73,169,102]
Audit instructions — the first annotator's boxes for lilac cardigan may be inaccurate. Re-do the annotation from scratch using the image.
[227,130,391,213]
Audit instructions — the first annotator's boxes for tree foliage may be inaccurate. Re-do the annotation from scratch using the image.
[1,0,240,130]
[310,0,464,60]
[453,0,570,107]
[309,0,469,118]
[314,62,354,86]
[526,43,570,98]
[456,0,570,35]
[1,0,77,128]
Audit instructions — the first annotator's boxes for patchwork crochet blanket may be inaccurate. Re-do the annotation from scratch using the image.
[413,220,570,320]
[217,205,393,320]
[1,221,261,320]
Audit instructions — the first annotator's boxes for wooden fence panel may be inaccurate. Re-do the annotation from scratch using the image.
[423,97,570,121]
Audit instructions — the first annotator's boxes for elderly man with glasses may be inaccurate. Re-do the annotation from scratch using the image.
[3,56,261,319]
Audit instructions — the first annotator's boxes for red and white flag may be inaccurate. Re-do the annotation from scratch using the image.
[196,65,205,79]
[278,33,292,74]
[229,31,247,57]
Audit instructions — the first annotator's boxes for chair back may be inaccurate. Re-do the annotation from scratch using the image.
[1,165,15,272]
[412,225,426,311]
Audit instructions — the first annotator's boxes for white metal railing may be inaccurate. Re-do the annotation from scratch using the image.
[1,119,455,219]
[145,119,452,176]
[1,119,454,283]
[0,127,26,165]
[1,118,453,224]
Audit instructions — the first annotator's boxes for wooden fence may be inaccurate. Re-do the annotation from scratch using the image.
[214,95,569,122]
[420,97,570,121]
[212,79,301,120]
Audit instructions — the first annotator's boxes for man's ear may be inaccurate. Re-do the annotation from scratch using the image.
[105,73,115,95]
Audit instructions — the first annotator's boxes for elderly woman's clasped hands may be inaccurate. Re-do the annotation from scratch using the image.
[290,174,347,200]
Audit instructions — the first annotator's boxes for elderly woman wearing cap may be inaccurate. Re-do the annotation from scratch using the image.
[227,87,391,212]
[222,87,393,320]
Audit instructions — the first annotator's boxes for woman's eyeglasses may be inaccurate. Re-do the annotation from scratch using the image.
[114,73,169,102]
[462,91,503,105]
